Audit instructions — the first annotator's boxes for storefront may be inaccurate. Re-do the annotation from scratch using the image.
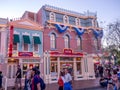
[44,49,95,83]
[6,52,43,86]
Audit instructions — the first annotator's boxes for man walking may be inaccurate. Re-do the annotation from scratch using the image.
[13,65,22,90]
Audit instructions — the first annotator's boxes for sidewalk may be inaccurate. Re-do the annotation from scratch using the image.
[6,78,100,90]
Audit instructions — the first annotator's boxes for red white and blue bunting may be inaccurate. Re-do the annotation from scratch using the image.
[73,27,86,36]
[91,29,103,38]
[55,24,68,33]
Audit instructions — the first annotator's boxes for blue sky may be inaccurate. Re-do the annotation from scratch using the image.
[0,0,120,25]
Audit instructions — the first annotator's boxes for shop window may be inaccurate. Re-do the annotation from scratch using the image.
[13,43,18,50]
[76,62,82,75]
[50,62,58,76]
[50,33,56,49]
[23,64,28,77]
[77,36,82,50]
[23,43,29,51]
[64,35,70,48]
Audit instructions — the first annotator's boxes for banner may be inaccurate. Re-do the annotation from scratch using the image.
[91,29,103,38]
[55,24,68,33]
[73,27,86,36]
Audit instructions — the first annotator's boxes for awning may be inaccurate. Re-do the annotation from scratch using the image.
[33,36,41,44]
[13,34,20,43]
[23,35,30,44]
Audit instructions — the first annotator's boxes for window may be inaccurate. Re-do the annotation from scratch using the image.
[69,16,75,25]
[76,62,82,74]
[34,44,39,51]
[77,36,82,50]
[63,15,69,24]
[64,35,70,48]
[33,36,41,52]
[56,13,64,23]
[24,43,28,51]
[50,62,58,76]
[13,43,18,50]
[50,12,55,21]
[50,33,56,49]
[80,18,93,27]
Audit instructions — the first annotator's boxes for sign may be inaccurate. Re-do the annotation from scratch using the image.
[50,49,83,57]
[18,52,33,57]
[64,49,72,54]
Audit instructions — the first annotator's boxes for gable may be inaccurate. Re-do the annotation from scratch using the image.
[9,19,43,31]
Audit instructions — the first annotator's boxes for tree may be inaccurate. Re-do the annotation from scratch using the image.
[103,20,120,50]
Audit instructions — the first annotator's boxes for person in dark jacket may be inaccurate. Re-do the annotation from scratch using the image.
[0,71,3,89]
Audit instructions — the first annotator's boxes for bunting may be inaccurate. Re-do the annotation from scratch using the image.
[73,27,86,36]
[55,24,68,33]
[91,29,103,38]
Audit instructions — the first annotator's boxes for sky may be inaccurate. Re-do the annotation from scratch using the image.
[0,0,120,26]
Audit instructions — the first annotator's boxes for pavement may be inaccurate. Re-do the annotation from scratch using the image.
[5,78,102,90]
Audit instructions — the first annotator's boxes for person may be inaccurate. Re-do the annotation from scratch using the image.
[13,65,22,90]
[24,69,32,90]
[64,68,72,90]
[107,73,114,90]
[99,76,108,87]
[0,71,3,90]
[98,64,104,77]
[31,67,41,90]
[112,70,119,90]
[58,71,65,90]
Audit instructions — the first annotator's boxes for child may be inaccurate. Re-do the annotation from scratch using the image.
[0,71,3,89]
[58,71,65,90]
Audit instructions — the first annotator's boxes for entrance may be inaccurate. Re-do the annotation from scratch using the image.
[60,57,74,76]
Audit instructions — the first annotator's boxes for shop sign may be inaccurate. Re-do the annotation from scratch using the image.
[18,52,33,57]
[64,49,72,54]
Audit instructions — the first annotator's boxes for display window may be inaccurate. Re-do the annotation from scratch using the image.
[22,63,40,77]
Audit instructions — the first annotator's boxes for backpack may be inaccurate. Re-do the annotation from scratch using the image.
[39,77,46,90]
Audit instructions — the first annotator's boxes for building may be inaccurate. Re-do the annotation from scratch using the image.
[4,18,43,86]
[0,18,8,72]
[22,5,103,83]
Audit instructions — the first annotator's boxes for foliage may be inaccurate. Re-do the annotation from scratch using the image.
[103,20,120,50]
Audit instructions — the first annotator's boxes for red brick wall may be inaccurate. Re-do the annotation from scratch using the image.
[37,8,43,26]
[43,27,102,54]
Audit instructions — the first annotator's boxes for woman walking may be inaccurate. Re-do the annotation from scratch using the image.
[58,71,65,90]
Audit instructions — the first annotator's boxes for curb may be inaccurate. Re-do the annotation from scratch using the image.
[75,86,102,90]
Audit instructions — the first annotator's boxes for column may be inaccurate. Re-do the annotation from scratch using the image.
[57,57,60,77]
[73,57,77,80]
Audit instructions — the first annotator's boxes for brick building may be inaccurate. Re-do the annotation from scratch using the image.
[22,5,103,83]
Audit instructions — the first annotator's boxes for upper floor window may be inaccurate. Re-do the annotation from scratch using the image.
[75,18,80,26]
[63,15,69,24]
[33,36,41,52]
[50,33,56,49]
[13,34,20,51]
[50,12,56,21]
[77,36,82,50]
[23,35,30,51]
[64,35,70,48]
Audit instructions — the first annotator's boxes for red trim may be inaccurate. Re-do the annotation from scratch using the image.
[8,25,14,57]
[50,49,83,57]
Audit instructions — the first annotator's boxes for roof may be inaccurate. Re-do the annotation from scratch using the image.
[9,18,43,31]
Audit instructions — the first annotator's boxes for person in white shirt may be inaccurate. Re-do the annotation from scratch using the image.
[64,68,72,90]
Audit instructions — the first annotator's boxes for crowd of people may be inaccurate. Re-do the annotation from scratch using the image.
[95,64,120,90]
[11,65,73,90]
